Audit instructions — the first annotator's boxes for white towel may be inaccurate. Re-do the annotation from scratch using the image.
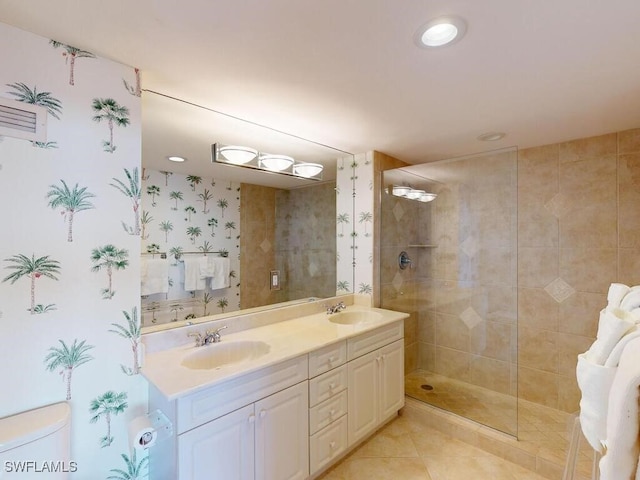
[599,336,640,480]
[576,353,617,452]
[199,255,216,278]
[586,308,636,365]
[605,328,640,367]
[621,289,640,312]
[140,257,169,295]
[209,257,230,290]
[607,283,631,310]
[183,257,207,291]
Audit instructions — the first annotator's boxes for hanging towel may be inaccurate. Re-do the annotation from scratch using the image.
[183,257,207,291]
[576,353,617,452]
[209,257,230,290]
[607,283,631,310]
[586,308,636,365]
[199,256,216,278]
[140,257,169,295]
[599,336,640,480]
[620,288,640,312]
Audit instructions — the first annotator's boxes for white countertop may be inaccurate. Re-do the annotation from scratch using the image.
[141,306,408,400]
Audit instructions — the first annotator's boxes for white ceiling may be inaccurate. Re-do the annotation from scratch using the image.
[2,0,640,184]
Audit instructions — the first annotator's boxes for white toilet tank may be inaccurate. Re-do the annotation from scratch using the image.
[0,402,72,478]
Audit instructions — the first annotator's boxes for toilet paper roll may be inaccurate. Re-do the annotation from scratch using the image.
[128,415,157,451]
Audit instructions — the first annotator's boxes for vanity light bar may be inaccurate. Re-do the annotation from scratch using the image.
[211,143,323,181]
[388,185,437,203]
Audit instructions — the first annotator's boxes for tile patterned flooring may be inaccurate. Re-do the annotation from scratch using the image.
[319,370,596,480]
[317,407,548,480]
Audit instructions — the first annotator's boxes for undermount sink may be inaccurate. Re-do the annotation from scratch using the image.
[328,310,383,325]
[181,340,271,370]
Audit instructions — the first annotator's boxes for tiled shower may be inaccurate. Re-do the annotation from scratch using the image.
[379,128,640,456]
[379,147,519,436]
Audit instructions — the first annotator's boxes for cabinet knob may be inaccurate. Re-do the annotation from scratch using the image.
[329,441,336,450]
[248,414,255,424]
[259,409,267,419]
[328,356,335,365]
[329,382,335,390]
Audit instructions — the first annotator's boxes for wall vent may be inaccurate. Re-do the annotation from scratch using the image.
[0,97,47,142]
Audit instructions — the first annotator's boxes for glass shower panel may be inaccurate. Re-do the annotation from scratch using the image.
[380,147,518,437]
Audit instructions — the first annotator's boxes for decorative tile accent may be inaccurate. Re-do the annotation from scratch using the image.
[308,261,319,277]
[260,238,272,253]
[544,193,571,218]
[392,272,404,292]
[460,306,484,330]
[460,235,479,259]
[392,201,405,222]
[544,278,576,303]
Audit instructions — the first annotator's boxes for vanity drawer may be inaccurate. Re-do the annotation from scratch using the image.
[309,364,347,407]
[347,320,404,360]
[309,390,347,435]
[309,414,348,476]
[176,355,308,434]
[308,341,347,378]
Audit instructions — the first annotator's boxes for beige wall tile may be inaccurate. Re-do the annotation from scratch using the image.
[518,287,559,331]
[405,342,418,375]
[470,320,511,362]
[518,366,559,408]
[518,191,560,248]
[558,291,604,338]
[518,247,559,288]
[436,312,469,351]
[559,154,617,248]
[518,326,558,373]
[619,153,640,248]
[469,355,511,394]
[559,248,617,294]
[557,374,581,413]
[618,248,640,286]
[558,133,617,163]
[518,144,559,191]
[435,346,470,382]
[618,128,640,154]
[418,342,436,371]
[557,333,592,377]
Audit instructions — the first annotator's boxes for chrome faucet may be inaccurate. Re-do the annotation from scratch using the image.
[326,301,346,315]
[188,325,228,347]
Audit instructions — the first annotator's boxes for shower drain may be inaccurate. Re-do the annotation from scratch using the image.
[420,384,434,391]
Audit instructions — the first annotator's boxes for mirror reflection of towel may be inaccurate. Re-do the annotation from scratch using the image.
[183,257,206,291]
[209,257,230,290]
[141,257,169,295]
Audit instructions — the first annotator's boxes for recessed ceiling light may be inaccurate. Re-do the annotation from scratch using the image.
[416,15,467,48]
[477,132,506,142]
[167,155,186,162]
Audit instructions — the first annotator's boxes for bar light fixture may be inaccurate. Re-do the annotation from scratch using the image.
[388,185,437,203]
[211,143,323,181]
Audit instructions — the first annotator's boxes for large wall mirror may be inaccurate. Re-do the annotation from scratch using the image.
[140,91,355,330]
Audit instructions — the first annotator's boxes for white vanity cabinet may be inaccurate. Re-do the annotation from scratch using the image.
[346,322,404,445]
[307,342,349,476]
[147,314,406,480]
[149,355,309,480]
[178,382,309,480]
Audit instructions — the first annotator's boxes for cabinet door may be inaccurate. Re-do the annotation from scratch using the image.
[347,349,379,445]
[178,403,254,480]
[379,340,405,420]
[255,381,309,480]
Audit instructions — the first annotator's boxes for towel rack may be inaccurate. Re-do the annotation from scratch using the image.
[141,252,167,259]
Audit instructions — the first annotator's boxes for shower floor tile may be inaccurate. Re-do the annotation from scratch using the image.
[405,369,596,479]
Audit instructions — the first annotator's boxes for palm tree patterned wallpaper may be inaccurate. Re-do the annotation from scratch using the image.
[336,152,374,298]
[0,22,148,479]
[140,169,241,325]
